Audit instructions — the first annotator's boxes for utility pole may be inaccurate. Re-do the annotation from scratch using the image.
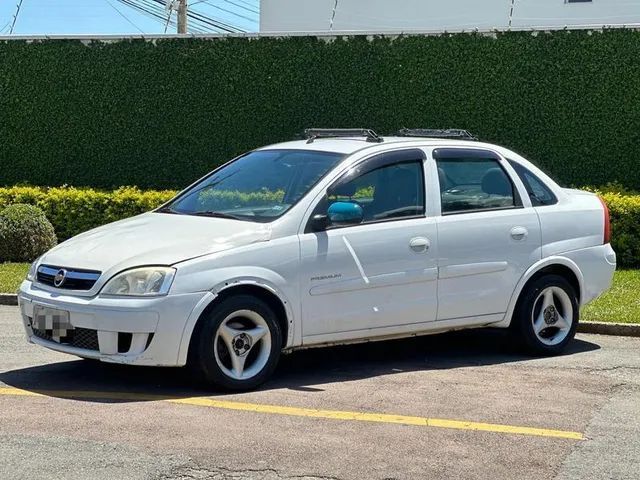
[177,0,187,34]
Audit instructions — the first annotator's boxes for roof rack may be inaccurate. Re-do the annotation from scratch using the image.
[396,128,478,141]
[304,128,383,144]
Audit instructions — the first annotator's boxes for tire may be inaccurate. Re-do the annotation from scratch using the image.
[510,274,579,356]
[189,294,282,391]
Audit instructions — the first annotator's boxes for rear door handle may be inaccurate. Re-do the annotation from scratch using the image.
[409,237,430,252]
[510,226,528,241]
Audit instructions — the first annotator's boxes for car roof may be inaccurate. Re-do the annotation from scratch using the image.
[258,137,500,155]
[256,136,565,200]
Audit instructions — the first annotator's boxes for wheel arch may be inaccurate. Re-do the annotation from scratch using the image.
[496,257,584,329]
[178,280,295,366]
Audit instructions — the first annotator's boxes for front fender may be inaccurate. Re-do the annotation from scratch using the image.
[213,274,297,348]
[174,267,299,366]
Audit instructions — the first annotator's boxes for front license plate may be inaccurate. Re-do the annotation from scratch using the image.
[32,305,73,342]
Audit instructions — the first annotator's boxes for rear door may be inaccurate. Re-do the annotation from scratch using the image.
[433,147,541,322]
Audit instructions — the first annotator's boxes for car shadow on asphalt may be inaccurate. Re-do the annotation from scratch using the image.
[0,329,600,403]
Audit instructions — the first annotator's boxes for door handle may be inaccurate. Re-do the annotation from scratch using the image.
[510,226,528,241]
[409,237,430,252]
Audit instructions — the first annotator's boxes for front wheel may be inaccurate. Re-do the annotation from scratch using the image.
[190,295,282,391]
[511,274,579,355]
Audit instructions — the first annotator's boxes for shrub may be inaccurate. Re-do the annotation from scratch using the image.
[599,192,640,267]
[0,186,176,241]
[0,186,290,241]
[0,185,639,267]
[197,188,285,210]
[0,204,57,262]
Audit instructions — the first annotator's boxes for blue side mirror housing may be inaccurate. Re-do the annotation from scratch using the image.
[327,201,364,226]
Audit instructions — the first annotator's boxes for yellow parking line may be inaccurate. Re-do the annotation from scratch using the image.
[0,386,583,440]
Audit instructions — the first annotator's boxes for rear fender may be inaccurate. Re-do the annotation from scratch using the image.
[492,256,583,328]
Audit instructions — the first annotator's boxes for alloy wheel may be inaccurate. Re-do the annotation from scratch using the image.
[531,286,573,346]
[213,309,272,380]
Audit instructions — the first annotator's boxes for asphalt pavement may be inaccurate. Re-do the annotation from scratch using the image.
[0,305,639,480]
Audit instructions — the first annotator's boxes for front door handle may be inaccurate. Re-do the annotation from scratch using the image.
[409,237,430,253]
[510,226,528,241]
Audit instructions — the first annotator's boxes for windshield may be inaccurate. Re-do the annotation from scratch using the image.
[164,149,345,222]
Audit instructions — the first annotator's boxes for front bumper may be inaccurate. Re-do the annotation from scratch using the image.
[18,281,213,367]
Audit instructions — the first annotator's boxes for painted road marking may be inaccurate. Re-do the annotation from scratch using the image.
[0,386,583,440]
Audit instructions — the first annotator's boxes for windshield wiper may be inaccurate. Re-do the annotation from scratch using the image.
[156,206,181,214]
[191,211,243,220]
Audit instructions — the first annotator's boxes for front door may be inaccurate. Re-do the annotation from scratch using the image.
[298,149,439,344]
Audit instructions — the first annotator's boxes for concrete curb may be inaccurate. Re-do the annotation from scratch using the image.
[0,294,18,306]
[577,321,640,337]
[0,291,638,337]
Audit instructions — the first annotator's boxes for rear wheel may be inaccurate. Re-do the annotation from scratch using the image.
[511,274,579,355]
[190,295,282,391]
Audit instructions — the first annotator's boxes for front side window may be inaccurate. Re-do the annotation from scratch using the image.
[435,149,517,214]
[164,149,344,222]
[324,159,425,225]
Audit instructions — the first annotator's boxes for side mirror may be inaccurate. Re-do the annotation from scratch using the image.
[327,201,364,227]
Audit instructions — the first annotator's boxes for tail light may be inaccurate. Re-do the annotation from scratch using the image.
[598,196,611,244]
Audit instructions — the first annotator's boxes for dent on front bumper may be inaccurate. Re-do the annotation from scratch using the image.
[18,281,213,367]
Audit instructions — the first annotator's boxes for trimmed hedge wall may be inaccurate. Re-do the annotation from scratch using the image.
[0,186,638,267]
[598,192,640,267]
[1,31,640,189]
[0,186,174,241]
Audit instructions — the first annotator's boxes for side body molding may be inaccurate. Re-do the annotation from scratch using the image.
[438,262,508,280]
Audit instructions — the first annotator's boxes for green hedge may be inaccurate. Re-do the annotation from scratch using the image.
[598,192,640,267]
[0,186,175,241]
[1,186,638,267]
[1,31,640,189]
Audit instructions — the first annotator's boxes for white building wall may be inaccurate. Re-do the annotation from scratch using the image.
[260,0,640,33]
[511,0,640,28]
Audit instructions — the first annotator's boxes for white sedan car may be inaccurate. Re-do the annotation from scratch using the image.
[18,129,616,390]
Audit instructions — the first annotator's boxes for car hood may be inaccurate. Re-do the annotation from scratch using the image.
[41,212,272,272]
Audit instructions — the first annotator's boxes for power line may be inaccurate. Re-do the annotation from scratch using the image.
[9,0,25,34]
[191,0,257,23]
[148,0,246,32]
[164,7,173,33]
[229,0,258,10]
[222,0,259,15]
[104,0,146,34]
[116,0,247,33]
[116,0,169,24]
[192,0,259,16]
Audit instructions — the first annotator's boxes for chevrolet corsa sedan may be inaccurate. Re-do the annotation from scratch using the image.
[18,129,616,390]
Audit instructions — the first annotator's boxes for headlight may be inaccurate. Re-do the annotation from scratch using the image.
[101,267,176,297]
[26,258,40,281]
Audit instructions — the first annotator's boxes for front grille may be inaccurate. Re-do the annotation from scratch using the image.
[36,265,101,291]
[32,322,99,351]
[72,328,100,350]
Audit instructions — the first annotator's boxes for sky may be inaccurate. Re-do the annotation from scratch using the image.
[0,0,259,35]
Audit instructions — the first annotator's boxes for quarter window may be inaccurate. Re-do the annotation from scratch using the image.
[435,150,517,214]
[508,160,558,206]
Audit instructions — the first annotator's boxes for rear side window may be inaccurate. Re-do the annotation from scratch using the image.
[434,149,519,214]
[508,160,558,206]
